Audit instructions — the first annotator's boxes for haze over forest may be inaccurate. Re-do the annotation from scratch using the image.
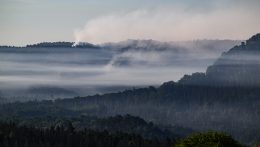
[1,0,260,147]
[0,40,241,100]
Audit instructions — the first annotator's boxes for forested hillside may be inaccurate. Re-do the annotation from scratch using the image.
[0,115,187,140]
[0,34,259,145]
[0,121,175,147]
[1,83,259,144]
[179,33,260,86]
[0,121,247,147]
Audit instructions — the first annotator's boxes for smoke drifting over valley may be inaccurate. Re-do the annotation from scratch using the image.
[2,0,260,146]
[74,2,260,44]
[0,40,239,101]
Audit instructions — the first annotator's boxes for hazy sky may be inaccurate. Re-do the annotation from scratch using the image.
[1,0,260,45]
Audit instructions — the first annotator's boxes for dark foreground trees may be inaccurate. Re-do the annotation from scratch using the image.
[0,122,174,147]
[0,121,247,147]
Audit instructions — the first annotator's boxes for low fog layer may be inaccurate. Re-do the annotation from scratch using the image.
[0,40,240,100]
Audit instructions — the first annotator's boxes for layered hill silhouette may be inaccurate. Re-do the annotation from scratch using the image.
[0,34,260,145]
[179,33,260,86]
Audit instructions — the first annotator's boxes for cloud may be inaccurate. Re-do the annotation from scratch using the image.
[74,3,260,44]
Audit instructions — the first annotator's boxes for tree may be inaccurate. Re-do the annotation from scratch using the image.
[175,132,244,147]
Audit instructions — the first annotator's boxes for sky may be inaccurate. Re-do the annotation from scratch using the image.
[1,0,260,46]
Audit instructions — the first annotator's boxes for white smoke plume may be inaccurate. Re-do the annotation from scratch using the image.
[74,4,260,44]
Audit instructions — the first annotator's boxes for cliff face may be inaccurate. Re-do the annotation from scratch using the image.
[180,34,260,86]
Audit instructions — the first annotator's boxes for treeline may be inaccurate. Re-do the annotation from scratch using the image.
[1,83,260,144]
[175,132,245,147]
[26,42,99,48]
[0,115,184,140]
[0,46,20,48]
[0,42,100,48]
[0,121,248,147]
[0,121,174,147]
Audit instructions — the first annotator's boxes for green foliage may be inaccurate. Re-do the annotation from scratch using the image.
[175,132,243,147]
[254,142,260,147]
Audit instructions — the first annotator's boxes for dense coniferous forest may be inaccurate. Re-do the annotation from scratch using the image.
[0,115,185,140]
[0,121,175,147]
[0,83,259,144]
[0,121,248,147]
[0,34,260,146]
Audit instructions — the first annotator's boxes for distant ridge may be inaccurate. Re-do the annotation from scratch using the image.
[26,41,100,48]
[0,40,240,50]
[0,42,100,48]
[179,33,260,86]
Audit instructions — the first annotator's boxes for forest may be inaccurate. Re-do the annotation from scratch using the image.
[0,34,260,146]
[2,0,260,145]
[0,120,248,147]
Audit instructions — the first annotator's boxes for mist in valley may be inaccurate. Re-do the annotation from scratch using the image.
[1,0,260,146]
[0,40,240,101]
